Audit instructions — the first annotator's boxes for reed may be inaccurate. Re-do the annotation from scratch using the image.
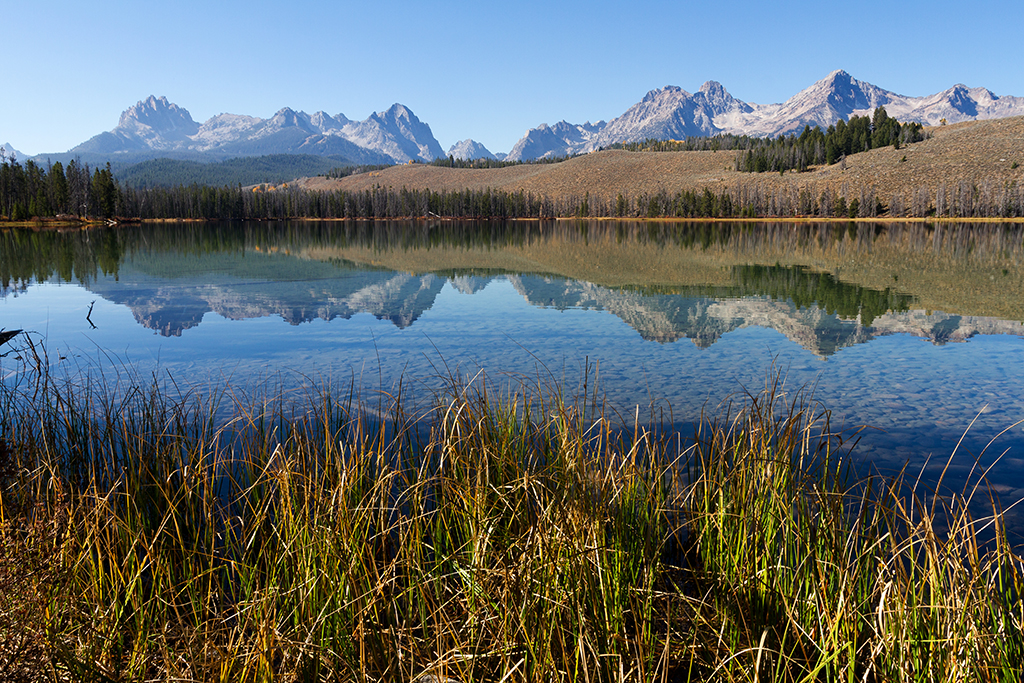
[0,344,1021,682]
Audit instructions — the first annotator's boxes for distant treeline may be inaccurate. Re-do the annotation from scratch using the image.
[429,154,575,169]
[609,107,926,173]
[322,164,393,179]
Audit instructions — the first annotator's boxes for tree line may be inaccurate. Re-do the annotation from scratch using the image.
[3,152,1023,223]
[737,108,926,173]
[110,179,1024,221]
[607,107,926,173]
[429,154,576,169]
[0,150,119,220]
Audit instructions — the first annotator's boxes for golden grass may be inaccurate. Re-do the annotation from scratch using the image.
[302,117,1024,211]
[1,338,1023,682]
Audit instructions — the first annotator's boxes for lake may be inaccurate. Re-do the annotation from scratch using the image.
[3,219,1024,527]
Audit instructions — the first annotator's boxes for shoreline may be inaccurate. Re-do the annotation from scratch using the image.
[4,214,1024,230]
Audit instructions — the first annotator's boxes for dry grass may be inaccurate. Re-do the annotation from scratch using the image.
[300,117,1024,208]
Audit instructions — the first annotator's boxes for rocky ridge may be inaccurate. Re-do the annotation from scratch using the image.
[505,70,1024,160]
[68,96,444,165]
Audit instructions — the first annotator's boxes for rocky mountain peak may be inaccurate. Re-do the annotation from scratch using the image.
[641,86,687,104]
[268,107,313,131]
[346,103,445,162]
[309,111,348,132]
[379,103,413,123]
[824,72,873,108]
[118,96,199,137]
[447,139,496,161]
[944,84,979,116]
[699,80,726,97]
[0,143,22,161]
[697,80,748,115]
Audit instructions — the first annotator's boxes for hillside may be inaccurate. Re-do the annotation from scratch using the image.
[295,117,1024,212]
[118,154,359,188]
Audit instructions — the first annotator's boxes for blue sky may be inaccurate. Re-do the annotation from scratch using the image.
[4,0,1022,157]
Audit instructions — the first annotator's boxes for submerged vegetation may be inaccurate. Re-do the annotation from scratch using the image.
[1,336,1022,682]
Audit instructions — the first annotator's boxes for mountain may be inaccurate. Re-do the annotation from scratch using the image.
[505,120,606,161]
[589,81,752,147]
[505,70,1024,160]
[65,96,443,165]
[447,139,496,161]
[336,104,445,163]
[0,142,24,162]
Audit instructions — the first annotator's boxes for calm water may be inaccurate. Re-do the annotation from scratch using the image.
[3,220,1024,521]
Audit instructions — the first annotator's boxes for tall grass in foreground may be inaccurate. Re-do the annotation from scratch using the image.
[1,352,1022,681]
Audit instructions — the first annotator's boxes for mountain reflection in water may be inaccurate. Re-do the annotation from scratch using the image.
[2,220,1021,357]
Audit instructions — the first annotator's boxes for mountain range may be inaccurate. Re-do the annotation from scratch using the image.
[19,70,1024,166]
[504,70,1024,160]
[59,98,444,166]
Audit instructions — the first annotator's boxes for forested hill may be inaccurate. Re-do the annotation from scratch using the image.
[116,154,359,188]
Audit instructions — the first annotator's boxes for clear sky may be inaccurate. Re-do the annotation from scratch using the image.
[4,0,1022,157]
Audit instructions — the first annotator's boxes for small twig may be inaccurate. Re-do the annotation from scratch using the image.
[86,301,97,329]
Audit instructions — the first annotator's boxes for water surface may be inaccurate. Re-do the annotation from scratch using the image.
[3,219,1023,524]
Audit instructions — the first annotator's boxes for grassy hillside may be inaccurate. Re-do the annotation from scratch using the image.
[297,117,1024,212]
